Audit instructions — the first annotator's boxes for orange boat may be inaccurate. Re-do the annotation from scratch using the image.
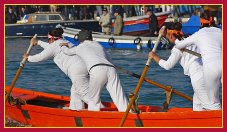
[5,86,222,127]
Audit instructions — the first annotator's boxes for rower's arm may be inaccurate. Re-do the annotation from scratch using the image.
[61,46,77,56]
[37,40,49,49]
[175,32,198,49]
[159,48,182,70]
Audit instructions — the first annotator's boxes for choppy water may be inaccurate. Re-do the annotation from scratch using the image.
[5,38,222,109]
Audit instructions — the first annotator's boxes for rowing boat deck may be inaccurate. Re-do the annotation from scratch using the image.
[5,86,222,127]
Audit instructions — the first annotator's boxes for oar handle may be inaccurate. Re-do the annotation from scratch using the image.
[5,34,37,103]
[146,26,165,66]
[26,34,37,54]
[20,34,37,67]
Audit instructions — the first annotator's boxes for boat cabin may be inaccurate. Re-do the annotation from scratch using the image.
[17,12,64,23]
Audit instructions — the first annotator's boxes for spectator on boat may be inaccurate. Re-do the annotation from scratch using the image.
[174,22,222,110]
[19,6,29,20]
[50,5,58,13]
[24,28,90,111]
[149,22,219,111]
[147,9,159,37]
[99,8,111,35]
[5,6,17,24]
[60,30,129,112]
[113,9,123,36]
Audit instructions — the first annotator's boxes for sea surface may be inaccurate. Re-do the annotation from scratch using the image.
[5,38,222,109]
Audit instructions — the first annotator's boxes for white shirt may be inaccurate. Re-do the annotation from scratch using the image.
[28,39,81,76]
[175,27,222,62]
[61,40,113,71]
[159,45,203,83]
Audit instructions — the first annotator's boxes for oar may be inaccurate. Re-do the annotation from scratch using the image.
[5,34,37,103]
[115,66,192,101]
[119,26,165,127]
[182,48,202,58]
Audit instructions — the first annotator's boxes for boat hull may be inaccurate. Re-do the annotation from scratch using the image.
[5,86,222,127]
[121,13,170,36]
[5,21,101,38]
[63,27,167,50]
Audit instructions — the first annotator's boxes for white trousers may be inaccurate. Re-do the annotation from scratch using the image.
[88,66,129,112]
[202,59,222,110]
[192,77,213,111]
[68,64,90,110]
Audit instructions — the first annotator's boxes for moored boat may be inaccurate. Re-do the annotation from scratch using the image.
[5,12,101,38]
[117,11,171,36]
[63,26,168,50]
[5,86,222,127]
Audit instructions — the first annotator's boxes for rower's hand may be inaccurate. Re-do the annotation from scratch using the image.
[59,43,69,47]
[154,31,158,35]
[30,38,38,46]
[158,27,166,36]
[149,51,156,58]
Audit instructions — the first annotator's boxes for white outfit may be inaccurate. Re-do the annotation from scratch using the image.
[28,40,89,110]
[175,27,222,110]
[61,40,129,112]
[159,46,215,111]
[99,13,111,34]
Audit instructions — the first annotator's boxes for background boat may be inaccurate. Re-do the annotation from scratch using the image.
[118,11,171,36]
[5,11,171,38]
[5,87,222,127]
[5,12,101,38]
[63,26,169,50]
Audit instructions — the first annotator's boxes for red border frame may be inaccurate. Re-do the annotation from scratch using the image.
[1,0,225,131]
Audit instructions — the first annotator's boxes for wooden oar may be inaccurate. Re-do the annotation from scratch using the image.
[115,66,192,101]
[5,34,37,103]
[119,26,165,127]
[182,48,202,58]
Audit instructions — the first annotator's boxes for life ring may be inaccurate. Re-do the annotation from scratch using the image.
[108,37,115,47]
[134,37,142,45]
[147,39,152,49]
[74,34,79,42]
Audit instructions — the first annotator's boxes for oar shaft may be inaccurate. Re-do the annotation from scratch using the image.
[119,26,166,127]
[116,66,192,101]
[5,34,37,102]
[143,78,192,101]
[5,67,23,102]
[119,65,150,127]
[183,48,202,58]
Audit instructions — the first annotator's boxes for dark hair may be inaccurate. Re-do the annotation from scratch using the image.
[200,10,216,28]
[78,29,92,43]
[167,22,184,40]
[48,28,64,40]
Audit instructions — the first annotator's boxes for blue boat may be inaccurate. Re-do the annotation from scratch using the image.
[182,15,222,35]
[182,15,201,35]
[5,12,101,38]
[63,27,167,50]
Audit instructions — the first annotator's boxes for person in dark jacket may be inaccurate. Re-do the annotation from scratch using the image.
[113,9,123,36]
[147,9,159,37]
[5,6,17,24]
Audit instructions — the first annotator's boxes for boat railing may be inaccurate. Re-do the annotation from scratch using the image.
[63,26,157,41]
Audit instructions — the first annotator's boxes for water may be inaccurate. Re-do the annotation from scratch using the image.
[5,38,222,109]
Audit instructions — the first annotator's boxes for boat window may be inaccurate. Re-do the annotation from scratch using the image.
[32,15,47,22]
[49,15,62,21]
